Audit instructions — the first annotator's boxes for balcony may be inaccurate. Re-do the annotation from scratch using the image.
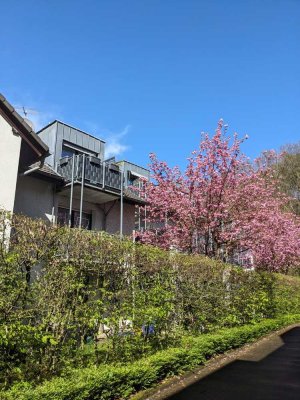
[57,154,122,193]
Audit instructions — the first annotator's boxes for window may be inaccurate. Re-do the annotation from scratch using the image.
[73,211,92,230]
[57,207,69,226]
[128,176,137,186]
[61,146,76,158]
[128,172,140,187]
[57,207,92,230]
[61,143,98,159]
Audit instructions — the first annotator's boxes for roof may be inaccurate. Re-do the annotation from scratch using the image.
[27,161,64,181]
[117,160,150,173]
[0,93,49,157]
[37,120,106,144]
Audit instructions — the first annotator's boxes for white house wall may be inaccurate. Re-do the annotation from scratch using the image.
[0,116,22,212]
[14,175,56,223]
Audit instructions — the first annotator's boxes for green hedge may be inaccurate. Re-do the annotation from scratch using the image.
[3,314,299,400]
[1,214,300,389]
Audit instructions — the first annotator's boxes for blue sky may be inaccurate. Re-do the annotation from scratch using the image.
[1,0,299,170]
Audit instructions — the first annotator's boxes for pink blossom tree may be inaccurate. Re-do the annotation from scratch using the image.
[139,120,300,271]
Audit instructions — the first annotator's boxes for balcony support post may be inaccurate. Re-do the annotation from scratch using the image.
[79,154,85,229]
[102,161,105,188]
[120,167,124,239]
[69,155,75,227]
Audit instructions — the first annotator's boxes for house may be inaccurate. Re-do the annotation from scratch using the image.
[0,93,149,236]
[0,94,49,215]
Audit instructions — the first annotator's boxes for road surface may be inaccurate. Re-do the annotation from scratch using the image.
[140,325,300,400]
[167,326,300,400]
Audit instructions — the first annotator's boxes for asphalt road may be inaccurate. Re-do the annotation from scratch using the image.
[167,327,300,400]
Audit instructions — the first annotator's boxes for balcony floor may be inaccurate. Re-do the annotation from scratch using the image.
[58,183,120,205]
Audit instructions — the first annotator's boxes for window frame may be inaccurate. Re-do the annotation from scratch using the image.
[57,207,92,230]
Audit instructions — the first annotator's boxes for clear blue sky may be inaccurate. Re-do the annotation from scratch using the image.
[1,0,299,169]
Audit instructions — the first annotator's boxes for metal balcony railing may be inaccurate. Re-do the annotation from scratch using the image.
[58,154,122,192]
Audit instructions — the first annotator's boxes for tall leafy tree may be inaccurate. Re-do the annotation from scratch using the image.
[277,143,300,214]
[256,143,300,214]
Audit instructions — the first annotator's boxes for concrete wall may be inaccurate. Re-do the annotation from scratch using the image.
[0,115,22,212]
[106,201,136,236]
[14,175,56,222]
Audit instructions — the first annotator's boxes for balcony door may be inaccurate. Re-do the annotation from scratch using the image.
[57,207,92,230]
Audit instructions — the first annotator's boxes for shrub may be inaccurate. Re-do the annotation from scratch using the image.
[2,315,299,400]
[0,213,300,388]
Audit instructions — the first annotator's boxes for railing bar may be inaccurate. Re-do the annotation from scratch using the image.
[68,154,75,227]
[79,154,85,229]
[102,161,105,188]
[120,167,124,239]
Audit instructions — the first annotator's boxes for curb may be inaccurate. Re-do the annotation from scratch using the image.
[132,323,300,400]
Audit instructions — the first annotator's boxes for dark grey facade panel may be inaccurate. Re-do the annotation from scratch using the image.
[74,128,83,147]
[38,121,104,169]
[55,122,102,159]
[82,131,89,150]
[128,163,149,177]
[122,162,150,179]
[119,161,150,188]
[63,124,71,142]
[38,122,58,168]
[55,123,64,168]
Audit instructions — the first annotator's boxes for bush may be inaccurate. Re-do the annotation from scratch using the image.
[0,324,57,387]
[3,315,299,400]
[0,213,300,388]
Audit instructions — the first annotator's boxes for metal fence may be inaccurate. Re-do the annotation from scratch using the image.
[58,155,122,192]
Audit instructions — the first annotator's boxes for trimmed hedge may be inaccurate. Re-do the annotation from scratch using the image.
[2,314,300,400]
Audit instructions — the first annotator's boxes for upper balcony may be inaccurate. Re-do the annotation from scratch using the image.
[37,120,149,202]
[58,154,122,193]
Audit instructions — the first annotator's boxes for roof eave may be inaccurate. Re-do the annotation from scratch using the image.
[0,94,49,158]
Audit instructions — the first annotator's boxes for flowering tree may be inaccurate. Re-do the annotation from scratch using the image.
[139,120,300,271]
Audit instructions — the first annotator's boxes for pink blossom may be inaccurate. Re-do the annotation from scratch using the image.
[139,121,300,271]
